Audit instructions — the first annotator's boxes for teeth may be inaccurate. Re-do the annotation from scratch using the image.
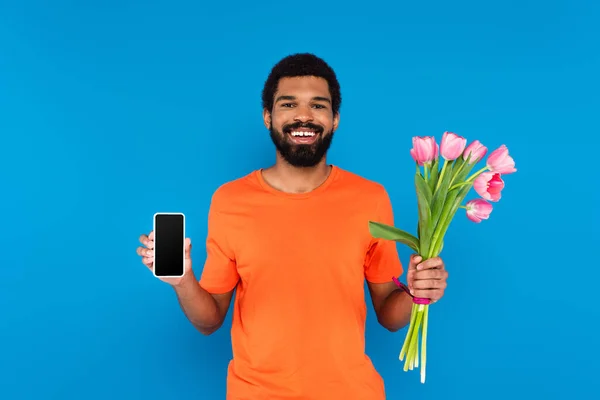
[291,131,315,137]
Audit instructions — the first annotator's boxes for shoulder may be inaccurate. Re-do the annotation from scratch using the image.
[209,170,261,209]
[334,166,390,201]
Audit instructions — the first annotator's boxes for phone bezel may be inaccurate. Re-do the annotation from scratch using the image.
[152,212,186,278]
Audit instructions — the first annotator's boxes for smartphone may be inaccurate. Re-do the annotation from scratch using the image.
[153,212,185,278]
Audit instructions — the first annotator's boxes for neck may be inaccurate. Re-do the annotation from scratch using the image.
[262,156,332,194]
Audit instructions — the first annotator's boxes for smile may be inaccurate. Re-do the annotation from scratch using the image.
[287,128,319,144]
[290,131,316,137]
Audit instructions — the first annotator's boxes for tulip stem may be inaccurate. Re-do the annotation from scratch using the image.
[421,304,428,383]
[435,160,449,191]
[466,166,488,183]
[449,181,471,191]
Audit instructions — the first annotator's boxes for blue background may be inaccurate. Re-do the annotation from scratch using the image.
[1,0,599,399]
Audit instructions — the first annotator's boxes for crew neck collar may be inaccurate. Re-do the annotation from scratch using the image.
[255,165,339,199]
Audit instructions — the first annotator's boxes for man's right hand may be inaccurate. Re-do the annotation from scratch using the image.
[137,230,235,335]
[137,230,193,286]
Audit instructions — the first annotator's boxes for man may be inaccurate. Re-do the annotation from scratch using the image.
[136,53,448,399]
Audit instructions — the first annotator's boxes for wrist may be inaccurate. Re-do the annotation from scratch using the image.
[172,270,197,290]
[392,276,412,297]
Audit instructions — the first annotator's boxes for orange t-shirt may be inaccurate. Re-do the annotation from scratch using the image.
[199,165,403,399]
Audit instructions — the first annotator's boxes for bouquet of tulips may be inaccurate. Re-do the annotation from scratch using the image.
[369,131,516,383]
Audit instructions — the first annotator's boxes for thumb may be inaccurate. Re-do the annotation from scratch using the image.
[408,253,422,270]
[185,238,192,259]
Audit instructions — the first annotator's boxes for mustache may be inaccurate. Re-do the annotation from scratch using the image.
[282,122,324,134]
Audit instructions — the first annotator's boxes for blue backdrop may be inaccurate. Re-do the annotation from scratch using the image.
[1,1,599,399]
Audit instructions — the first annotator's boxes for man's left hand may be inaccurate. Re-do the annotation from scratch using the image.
[406,254,448,303]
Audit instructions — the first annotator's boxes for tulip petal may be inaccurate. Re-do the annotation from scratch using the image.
[473,172,503,202]
[487,144,517,174]
[465,198,493,223]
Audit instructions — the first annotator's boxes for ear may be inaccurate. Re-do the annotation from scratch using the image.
[333,111,340,132]
[263,108,272,129]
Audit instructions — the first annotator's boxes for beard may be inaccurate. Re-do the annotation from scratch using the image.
[269,121,335,167]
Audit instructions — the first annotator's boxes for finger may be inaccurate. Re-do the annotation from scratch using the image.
[406,269,415,291]
[136,246,153,258]
[411,289,443,300]
[407,254,424,291]
[139,232,155,248]
[416,256,444,270]
[142,256,154,267]
[408,254,422,270]
[412,279,447,290]
[414,268,448,281]
[185,238,192,259]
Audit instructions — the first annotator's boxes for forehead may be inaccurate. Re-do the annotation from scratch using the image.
[275,76,331,99]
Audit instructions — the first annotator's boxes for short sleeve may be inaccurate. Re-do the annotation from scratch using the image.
[364,188,404,283]
[198,196,239,294]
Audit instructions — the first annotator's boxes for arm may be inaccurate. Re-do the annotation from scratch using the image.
[367,281,413,332]
[183,190,239,335]
[368,252,449,332]
[172,273,235,336]
[363,186,410,331]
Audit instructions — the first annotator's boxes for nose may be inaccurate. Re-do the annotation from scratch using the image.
[293,104,314,123]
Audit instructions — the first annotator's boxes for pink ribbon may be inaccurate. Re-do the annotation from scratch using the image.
[412,297,431,305]
[391,276,431,305]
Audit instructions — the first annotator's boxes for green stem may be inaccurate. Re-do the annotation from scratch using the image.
[449,181,471,191]
[407,310,422,370]
[420,305,429,383]
[430,212,451,257]
[449,160,465,186]
[435,160,449,191]
[400,304,418,361]
[466,166,488,183]
[414,328,419,369]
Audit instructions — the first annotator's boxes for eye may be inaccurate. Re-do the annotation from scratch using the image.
[281,103,295,107]
[312,104,326,109]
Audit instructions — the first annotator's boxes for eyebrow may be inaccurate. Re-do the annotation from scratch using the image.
[275,95,331,104]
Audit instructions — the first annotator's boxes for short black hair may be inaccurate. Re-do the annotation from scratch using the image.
[261,53,341,115]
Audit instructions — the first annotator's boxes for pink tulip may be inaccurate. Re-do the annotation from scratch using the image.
[440,131,467,160]
[462,140,488,163]
[486,145,517,174]
[410,136,438,166]
[473,172,504,202]
[465,199,493,223]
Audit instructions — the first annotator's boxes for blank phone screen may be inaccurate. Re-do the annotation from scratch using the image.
[154,213,184,277]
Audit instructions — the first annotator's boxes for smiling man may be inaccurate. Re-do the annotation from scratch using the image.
[137,53,449,399]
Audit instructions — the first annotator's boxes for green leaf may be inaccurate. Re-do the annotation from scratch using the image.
[368,221,420,253]
[429,181,473,256]
[450,157,465,184]
[417,172,433,205]
[427,158,440,193]
[414,174,433,256]
[430,160,455,231]
[449,182,473,220]
[454,154,476,183]
[428,188,459,257]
